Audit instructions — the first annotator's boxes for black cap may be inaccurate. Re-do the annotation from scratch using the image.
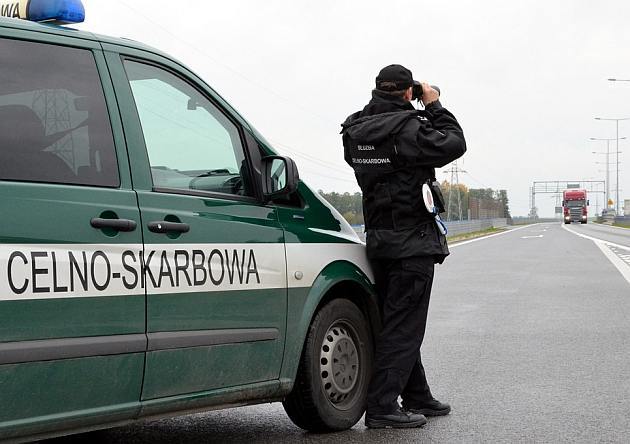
[375,64,414,91]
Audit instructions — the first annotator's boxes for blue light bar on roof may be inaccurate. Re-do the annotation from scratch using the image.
[0,0,85,24]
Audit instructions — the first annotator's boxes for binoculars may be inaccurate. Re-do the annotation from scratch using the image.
[412,81,441,101]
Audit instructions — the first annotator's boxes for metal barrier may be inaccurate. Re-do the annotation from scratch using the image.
[445,219,494,237]
[511,217,557,225]
[352,218,510,241]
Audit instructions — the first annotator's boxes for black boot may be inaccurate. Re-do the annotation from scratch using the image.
[365,408,427,429]
[403,398,451,416]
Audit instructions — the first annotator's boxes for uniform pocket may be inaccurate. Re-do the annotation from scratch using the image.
[366,182,394,229]
[389,258,434,308]
[400,257,434,279]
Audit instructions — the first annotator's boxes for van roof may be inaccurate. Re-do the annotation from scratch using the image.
[0,16,171,59]
[0,15,275,149]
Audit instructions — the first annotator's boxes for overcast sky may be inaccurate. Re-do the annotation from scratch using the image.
[77,0,630,217]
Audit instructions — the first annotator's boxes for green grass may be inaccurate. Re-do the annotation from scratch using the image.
[594,219,630,228]
[447,227,506,243]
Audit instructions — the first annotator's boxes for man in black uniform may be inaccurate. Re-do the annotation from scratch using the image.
[341,64,466,428]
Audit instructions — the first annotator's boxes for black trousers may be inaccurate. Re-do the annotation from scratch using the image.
[366,256,435,415]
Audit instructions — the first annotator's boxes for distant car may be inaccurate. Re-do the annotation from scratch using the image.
[0,1,377,440]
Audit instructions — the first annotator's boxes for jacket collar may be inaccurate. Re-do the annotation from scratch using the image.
[361,89,415,116]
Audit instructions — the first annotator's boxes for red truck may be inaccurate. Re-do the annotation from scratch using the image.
[562,189,589,224]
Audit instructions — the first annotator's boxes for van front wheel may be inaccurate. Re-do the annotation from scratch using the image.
[283,298,373,432]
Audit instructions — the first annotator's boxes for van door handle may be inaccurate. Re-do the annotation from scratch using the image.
[90,217,137,232]
[147,221,190,234]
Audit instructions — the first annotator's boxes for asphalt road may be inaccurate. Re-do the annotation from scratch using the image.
[46,223,630,443]
[567,222,630,248]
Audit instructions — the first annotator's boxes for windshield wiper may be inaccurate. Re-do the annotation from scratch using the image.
[194,169,232,178]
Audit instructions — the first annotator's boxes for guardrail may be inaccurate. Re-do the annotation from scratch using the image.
[443,218,507,237]
[511,217,557,225]
[351,218,510,241]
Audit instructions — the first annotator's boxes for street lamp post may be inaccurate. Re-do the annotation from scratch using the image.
[598,140,609,208]
[590,136,625,211]
[595,117,629,215]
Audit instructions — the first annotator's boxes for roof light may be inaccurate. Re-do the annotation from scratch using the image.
[0,0,85,24]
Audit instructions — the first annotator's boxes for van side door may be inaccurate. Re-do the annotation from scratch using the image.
[103,46,287,401]
[0,33,145,438]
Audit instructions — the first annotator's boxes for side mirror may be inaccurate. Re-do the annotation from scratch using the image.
[587,200,590,206]
[262,156,299,201]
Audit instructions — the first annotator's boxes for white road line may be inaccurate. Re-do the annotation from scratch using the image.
[562,224,630,286]
[593,242,630,285]
[521,235,544,239]
[561,224,630,251]
[450,224,535,248]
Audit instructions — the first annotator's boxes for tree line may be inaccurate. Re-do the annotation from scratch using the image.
[318,191,364,225]
[319,181,510,225]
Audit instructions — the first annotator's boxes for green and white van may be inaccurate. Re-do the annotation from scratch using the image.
[0,2,378,441]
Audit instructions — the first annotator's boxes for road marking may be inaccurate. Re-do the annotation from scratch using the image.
[561,224,630,251]
[521,235,544,239]
[562,224,630,286]
[450,224,535,248]
[593,242,630,285]
[610,247,630,267]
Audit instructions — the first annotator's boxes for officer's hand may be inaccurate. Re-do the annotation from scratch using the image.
[421,82,439,106]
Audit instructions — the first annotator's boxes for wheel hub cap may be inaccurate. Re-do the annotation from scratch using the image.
[320,323,359,404]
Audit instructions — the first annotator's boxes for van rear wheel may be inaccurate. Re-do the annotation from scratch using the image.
[283,298,373,432]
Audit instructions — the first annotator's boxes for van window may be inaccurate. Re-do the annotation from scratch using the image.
[0,38,118,187]
[124,60,252,197]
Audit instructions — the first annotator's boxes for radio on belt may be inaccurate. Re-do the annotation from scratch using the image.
[0,0,85,24]
[422,183,448,235]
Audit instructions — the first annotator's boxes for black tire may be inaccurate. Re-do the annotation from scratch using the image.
[283,298,373,432]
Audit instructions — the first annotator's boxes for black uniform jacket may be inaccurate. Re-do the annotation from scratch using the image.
[341,90,466,261]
